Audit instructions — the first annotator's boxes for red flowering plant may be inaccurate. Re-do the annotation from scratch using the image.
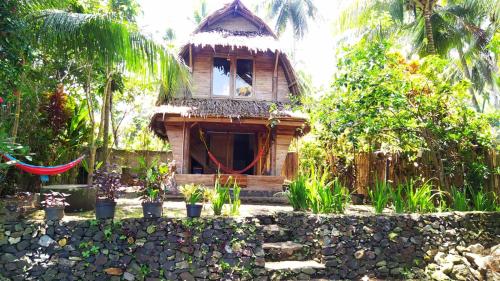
[41,191,70,208]
[93,165,123,202]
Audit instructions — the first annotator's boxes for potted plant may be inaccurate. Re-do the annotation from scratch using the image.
[41,191,70,220]
[139,162,169,218]
[179,184,205,218]
[93,165,122,219]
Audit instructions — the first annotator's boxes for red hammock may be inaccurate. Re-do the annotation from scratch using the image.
[1,154,84,176]
[199,129,269,174]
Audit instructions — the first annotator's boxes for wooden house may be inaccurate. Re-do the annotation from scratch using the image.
[150,0,309,193]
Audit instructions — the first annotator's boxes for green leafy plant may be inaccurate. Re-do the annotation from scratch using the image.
[403,179,436,213]
[179,184,205,205]
[469,186,498,211]
[305,167,349,214]
[450,186,469,211]
[369,180,391,214]
[138,159,170,203]
[391,184,405,213]
[229,180,241,216]
[206,175,229,215]
[285,175,308,211]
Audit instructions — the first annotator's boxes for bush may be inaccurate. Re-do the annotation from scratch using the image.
[450,186,469,211]
[403,179,437,213]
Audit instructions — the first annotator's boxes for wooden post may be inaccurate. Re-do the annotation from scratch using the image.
[270,130,277,176]
[189,45,193,72]
[272,51,279,101]
[182,122,191,174]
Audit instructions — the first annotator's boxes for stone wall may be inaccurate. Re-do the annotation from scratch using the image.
[272,212,500,280]
[0,218,265,281]
[1,212,498,281]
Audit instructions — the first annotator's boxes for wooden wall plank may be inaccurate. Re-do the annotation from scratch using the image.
[275,133,293,176]
[166,124,185,174]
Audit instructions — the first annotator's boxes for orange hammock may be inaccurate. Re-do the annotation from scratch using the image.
[199,128,270,174]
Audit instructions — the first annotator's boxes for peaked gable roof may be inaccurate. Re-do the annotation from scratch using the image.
[193,0,277,38]
[179,0,301,96]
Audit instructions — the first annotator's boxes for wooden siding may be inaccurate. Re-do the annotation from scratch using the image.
[277,66,290,102]
[207,15,259,32]
[275,133,294,176]
[165,124,185,173]
[191,49,212,98]
[175,174,285,192]
[254,54,274,100]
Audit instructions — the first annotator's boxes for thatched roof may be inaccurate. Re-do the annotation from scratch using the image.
[152,99,307,119]
[186,28,285,54]
[150,98,309,140]
[178,0,301,96]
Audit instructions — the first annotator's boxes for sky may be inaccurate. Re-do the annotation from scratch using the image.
[135,0,349,89]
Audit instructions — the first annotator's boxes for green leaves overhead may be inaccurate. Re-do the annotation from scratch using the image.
[34,10,189,92]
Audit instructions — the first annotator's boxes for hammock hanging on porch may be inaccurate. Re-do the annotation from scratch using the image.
[1,154,84,176]
[199,128,270,174]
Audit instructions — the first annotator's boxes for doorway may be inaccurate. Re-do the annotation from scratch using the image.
[232,133,255,175]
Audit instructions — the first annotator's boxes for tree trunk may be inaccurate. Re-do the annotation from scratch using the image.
[423,2,436,55]
[10,89,21,142]
[85,68,97,185]
[457,46,482,111]
[101,76,112,165]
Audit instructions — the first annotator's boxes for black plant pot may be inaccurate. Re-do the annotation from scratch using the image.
[142,202,163,218]
[95,200,116,220]
[186,203,202,218]
[45,206,65,221]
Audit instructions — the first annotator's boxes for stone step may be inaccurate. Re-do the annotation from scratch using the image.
[263,241,311,261]
[265,260,326,280]
[262,224,291,243]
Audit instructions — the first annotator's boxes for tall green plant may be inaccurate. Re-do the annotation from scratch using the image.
[469,186,498,211]
[369,180,391,214]
[305,167,349,214]
[229,181,241,216]
[450,186,469,211]
[403,179,436,213]
[285,175,308,211]
[207,176,229,216]
[391,184,405,213]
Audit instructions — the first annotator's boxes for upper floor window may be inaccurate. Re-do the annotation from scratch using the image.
[213,57,231,96]
[235,59,253,97]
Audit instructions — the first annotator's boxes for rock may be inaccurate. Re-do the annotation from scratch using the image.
[179,271,195,281]
[466,244,485,255]
[354,249,365,259]
[123,272,135,281]
[58,238,67,247]
[104,267,123,276]
[8,237,21,244]
[463,252,489,271]
[58,258,76,267]
[376,260,387,267]
[434,252,446,264]
[38,235,55,247]
[176,261,189,269]
[431,270,451,281]
[95,254,108,266]
[444,254,463,265]
[1,253,16,263]
[441,262,453,274]
[16,240,29,251]
[451,264,469,281]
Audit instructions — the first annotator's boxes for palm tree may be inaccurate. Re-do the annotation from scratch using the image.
[7,1,190,182]
[191,0,208,25]
[265,0,317,39]
[338,0,499,111]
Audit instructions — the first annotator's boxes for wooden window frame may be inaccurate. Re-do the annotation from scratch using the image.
[211,54,255,99]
